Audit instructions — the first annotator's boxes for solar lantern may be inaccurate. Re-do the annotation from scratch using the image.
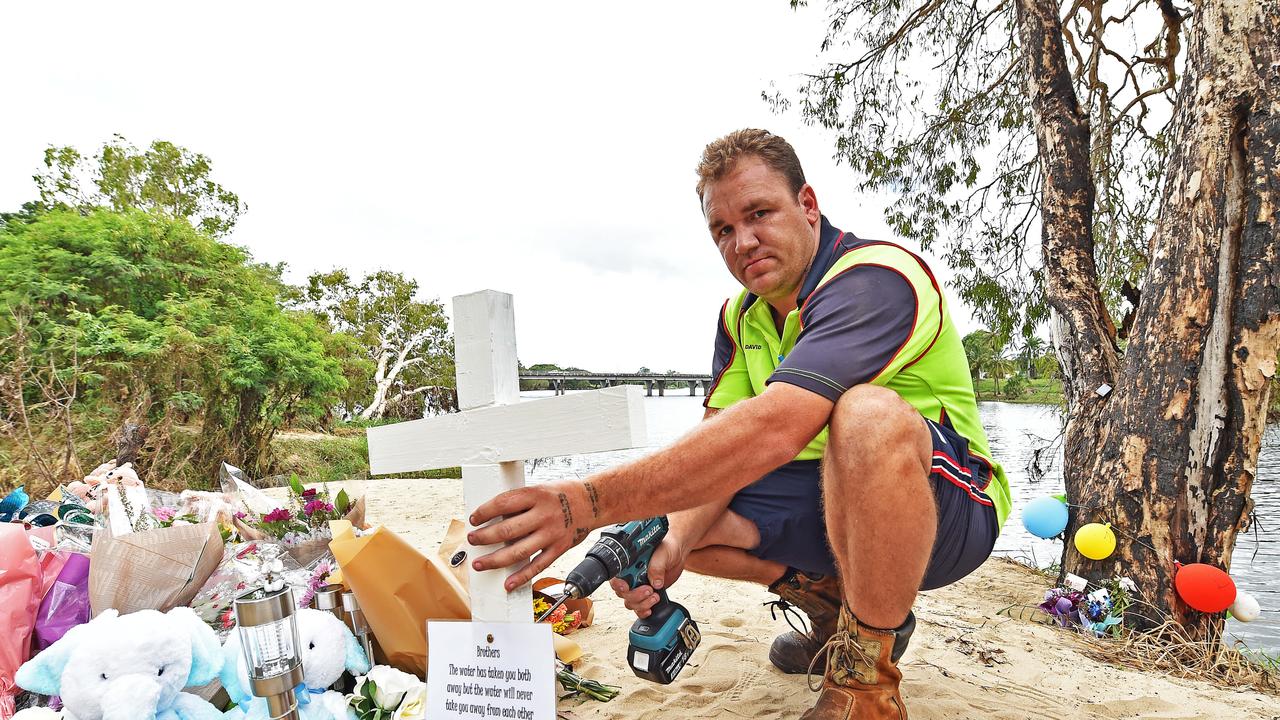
[233,586,304,720]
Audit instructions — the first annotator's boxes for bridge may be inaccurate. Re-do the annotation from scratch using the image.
[519,371,714,397]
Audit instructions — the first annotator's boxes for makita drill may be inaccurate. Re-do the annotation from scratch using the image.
[538,517,701,684]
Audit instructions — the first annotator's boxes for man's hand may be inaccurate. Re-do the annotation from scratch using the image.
[610,536,688,619]
[469,479,596,591]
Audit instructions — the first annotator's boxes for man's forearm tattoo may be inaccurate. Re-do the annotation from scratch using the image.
[573,527,589,544]
[558,492,572,529]
[584,480,601,519]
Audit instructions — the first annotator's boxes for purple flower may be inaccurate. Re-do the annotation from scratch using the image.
[263,508,293,523]
[234,511,247,520]
[302,488,318,499]
[303,499,334,517]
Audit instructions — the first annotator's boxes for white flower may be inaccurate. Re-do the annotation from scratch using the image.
[392,684,427,719]
[1118,577,1137,593]
[360,665,423,709]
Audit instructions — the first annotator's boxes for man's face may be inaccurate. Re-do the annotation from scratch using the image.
[702,156,820,306]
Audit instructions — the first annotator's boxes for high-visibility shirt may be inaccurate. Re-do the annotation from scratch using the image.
[706,216,1012,529]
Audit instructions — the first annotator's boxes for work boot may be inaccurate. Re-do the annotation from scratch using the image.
[801,605,915,720]
[765,569,842,674]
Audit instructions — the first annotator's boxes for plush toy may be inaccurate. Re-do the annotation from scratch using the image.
[13,708,62,719]
[102,463,142,488]
[64,460,118,514]
[220,608,370,720]
[12,708,62,719]
[15,607,224,720]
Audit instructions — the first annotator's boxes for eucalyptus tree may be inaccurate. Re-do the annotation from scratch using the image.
[34,135,245,237]
[303,270,455,420]
[777,0,1278,640]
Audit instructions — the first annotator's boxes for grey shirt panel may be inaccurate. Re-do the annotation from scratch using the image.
[707,301,737,401]
[767,265,918,402]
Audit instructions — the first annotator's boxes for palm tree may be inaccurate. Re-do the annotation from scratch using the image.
[962,330,1005,397]
[1020,335,1046,378]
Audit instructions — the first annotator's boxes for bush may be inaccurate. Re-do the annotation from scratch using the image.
[0,209,348,491]
[1001,373,1028,399]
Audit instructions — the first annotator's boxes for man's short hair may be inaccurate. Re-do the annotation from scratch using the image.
[695,129,807,201]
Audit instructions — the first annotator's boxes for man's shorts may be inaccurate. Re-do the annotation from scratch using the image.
[727,416,998,591]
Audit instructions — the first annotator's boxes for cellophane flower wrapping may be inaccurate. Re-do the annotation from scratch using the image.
[0,526,43,719]
[33,553,91,651]
[190,541,302,637]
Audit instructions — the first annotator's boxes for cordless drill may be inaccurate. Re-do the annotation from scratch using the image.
[538,517,701,684]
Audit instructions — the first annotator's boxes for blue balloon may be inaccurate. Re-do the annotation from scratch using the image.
[1022,496,1068,538]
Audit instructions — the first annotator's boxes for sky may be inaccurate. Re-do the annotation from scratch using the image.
[0,1,977,374]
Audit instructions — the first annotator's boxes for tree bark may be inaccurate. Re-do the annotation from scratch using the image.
[113,422,149,465]
[1020,0,1280,639]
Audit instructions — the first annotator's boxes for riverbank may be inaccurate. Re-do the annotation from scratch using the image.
[973,377,1063,405]
[342,476,1277,719]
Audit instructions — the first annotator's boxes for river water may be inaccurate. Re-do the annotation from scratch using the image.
[519,391,1279,654]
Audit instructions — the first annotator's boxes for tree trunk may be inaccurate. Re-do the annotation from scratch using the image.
[1021,0,1280,640]
[114,422,149,465]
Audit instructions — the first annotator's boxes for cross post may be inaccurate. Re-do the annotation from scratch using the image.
[366,290,646,623]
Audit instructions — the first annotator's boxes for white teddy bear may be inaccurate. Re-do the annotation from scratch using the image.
[15,607,224,720]
[220,608,370,720]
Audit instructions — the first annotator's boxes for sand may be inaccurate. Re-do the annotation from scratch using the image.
[347,477,1279,719]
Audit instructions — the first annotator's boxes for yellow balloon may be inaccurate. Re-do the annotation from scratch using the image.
[1074,523,1117,560]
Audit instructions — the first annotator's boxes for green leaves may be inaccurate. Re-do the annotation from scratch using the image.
[34,135,244,237]
[0,207,348,480]
[348,678,387,720]
[777,0,1166,339]
[302,269,455,420]
[336,489,351,515]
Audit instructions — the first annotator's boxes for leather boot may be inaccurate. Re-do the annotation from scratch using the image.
[766,569,842,674]
[800,605,915,720]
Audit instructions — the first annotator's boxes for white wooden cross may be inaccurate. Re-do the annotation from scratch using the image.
[366,290,647,623]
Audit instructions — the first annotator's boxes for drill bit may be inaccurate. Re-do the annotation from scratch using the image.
[536,594,571,623]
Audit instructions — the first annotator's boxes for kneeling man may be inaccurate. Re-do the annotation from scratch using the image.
[469,129,1012,720]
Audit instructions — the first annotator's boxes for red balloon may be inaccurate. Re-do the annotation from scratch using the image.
[1174,563,1236,613]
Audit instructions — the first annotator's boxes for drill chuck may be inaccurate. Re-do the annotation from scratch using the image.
[563,556,611,599]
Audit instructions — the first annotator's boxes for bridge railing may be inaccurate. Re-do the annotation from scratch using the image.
[518,372,713,397]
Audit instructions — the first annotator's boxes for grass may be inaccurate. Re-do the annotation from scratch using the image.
[268,432,460,483]
[974,377,1064,405]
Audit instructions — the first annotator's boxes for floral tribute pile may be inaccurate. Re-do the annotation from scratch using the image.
[1038,575,1135,638]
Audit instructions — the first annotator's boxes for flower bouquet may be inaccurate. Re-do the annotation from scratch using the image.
[1038,577,1133,637]
[232,476,365,568]
[343,665,426,720]
[533,596,584,636]
[188,541,304,637]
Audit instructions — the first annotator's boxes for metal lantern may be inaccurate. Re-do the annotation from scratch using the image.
[341,591,376,663]
[233,587,305,720]
[311,584,346,622]
[311,584,350,692]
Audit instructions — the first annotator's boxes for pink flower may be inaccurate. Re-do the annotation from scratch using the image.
[263,508,293,523]
[234,511,247,520]
[303,500,334,516]
[154,506,177,522]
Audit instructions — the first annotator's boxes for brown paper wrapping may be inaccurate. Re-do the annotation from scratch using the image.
[437,518,472,591]
[329,521,470,676]
[88,522,224,616]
